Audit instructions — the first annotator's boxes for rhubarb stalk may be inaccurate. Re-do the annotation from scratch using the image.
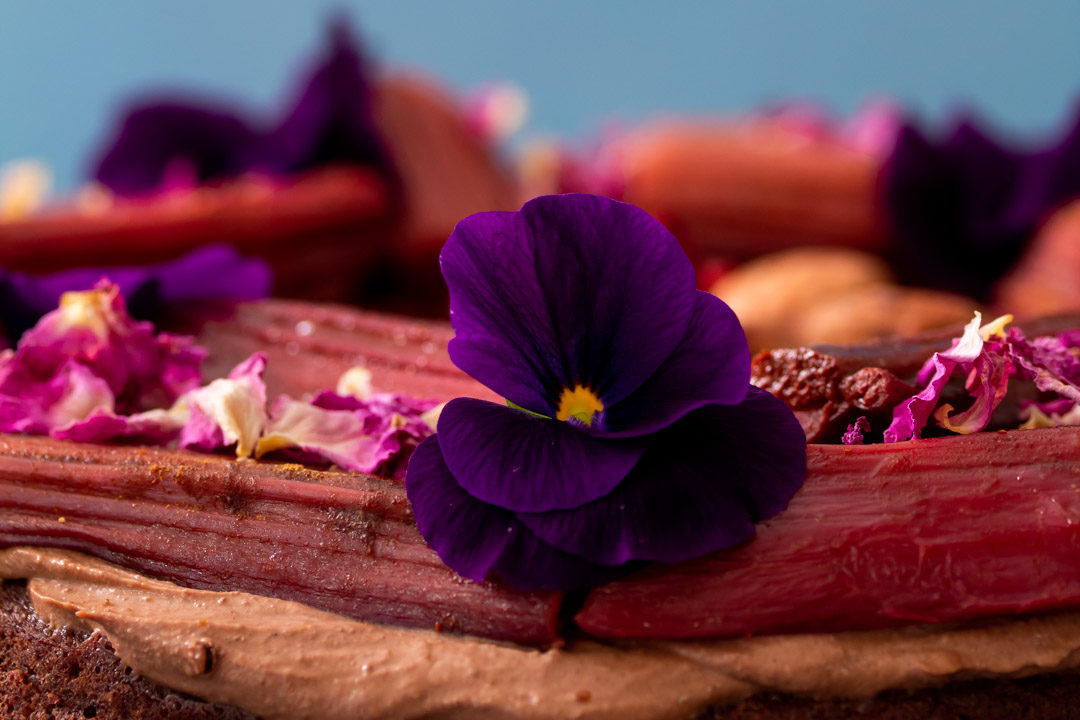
[0,434,560,646]
[577,426,1080,638]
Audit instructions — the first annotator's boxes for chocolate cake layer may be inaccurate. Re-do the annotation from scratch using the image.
[0,581,254,720]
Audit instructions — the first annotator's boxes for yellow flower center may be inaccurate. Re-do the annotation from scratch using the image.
[556,384,604,428]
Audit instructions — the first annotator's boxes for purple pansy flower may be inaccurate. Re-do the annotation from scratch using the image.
[0,244,272,343]
[92,20,390,197]
[405,194,806,590]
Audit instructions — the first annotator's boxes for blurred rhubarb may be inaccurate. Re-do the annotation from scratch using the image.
[577,426,1080,639]
[182,298,500,403]
[0,434,560,646]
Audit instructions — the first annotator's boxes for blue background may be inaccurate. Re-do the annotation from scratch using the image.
[3,1,1080,192]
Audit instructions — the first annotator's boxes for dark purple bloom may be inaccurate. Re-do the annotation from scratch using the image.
[92,103,258,196]
[405,194,806,590]
[0,244,272,343]
[885,108,1080,300]
[92,20,390,196]
[257,21,389,178]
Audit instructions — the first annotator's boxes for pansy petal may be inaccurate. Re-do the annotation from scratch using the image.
[405,436,517,584]
[443,194,697,414]
[437,397,648,513]
[599,291,750,436]
[405,436,629,590]
[489,519,634,591]
[517,387,807,565]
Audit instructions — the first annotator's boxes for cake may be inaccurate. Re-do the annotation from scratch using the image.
[5,300,1080,719]
[5,194,1080,720]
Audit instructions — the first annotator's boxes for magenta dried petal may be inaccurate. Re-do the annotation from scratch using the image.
[0,359,115,435]
[156,332,208,402]
[884,313,988,443]
[884,354,961,443]
[842,417,871,445]
[1006,327,1080,403]
[179,353,268,457]
[258,398,388,473]
[179,404,227,452]
[263,389,438,474]
[14,281,206,413]
[312,389,439,420]
[1058,329,1080,349]
[54,406,185,444]
[935,346,1013,434]
[43,362,117,429]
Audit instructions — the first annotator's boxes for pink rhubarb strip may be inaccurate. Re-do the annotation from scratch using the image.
[577,426,1080,639]
[0,434,560,646]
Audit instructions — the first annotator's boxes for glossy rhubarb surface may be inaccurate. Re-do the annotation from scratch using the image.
[0,434,561,646]
[577,426,1080,639]
[183,298,500,403]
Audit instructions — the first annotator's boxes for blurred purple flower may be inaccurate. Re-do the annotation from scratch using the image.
[885,109,1080,300]
[0,244,272,343]
[92,20,390,196]
[405,194,806,590]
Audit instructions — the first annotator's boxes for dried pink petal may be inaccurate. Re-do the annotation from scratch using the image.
[179,353,268,457]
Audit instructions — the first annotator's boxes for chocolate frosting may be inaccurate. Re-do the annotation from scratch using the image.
[5,546,1080,720]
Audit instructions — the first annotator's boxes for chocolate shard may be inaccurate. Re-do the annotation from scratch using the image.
[576,426,1080,639]
[0,434,561,647]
